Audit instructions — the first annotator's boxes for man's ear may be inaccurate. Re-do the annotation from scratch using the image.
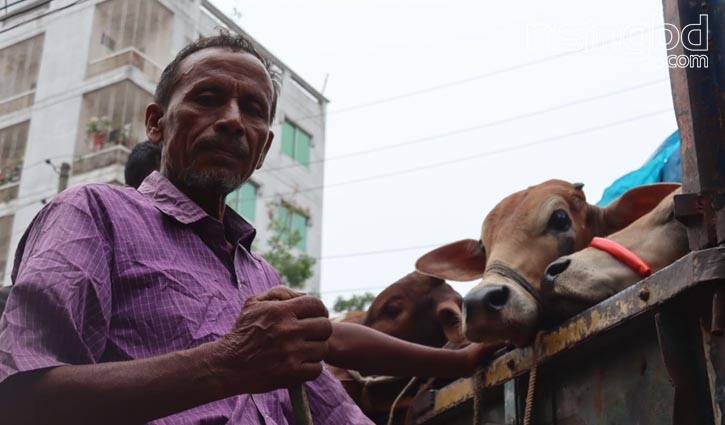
[145,103,164,145]
[256,130,274,169]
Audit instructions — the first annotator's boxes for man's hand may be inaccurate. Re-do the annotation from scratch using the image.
[213,286,332,394]
[459,342,497,376]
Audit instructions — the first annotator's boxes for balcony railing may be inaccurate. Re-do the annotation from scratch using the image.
[87,47,162,82]
[72,144,130,176]
[0,182,19,203]
[0,90,35,115]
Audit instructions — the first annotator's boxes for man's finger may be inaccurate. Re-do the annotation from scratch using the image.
[297,340,329,363]
[298,317,333,342]
[256,285,306,302]
[290,363,325,384]
[287,295,329,319]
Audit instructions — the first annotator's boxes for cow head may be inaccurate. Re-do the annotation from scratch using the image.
[416,179,680,346]
[541,187,687,318]
[363,271,466,347]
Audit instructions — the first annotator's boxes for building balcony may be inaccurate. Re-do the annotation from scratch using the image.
[0,90,35,116]
[87,47,162,82]
[0,182,19,203]
[72,144,130,176]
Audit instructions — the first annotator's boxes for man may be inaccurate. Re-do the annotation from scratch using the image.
[0,33,487,424]
[125,140,161,189]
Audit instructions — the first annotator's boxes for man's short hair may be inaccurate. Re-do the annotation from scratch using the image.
[154,30,281,123]
[125,141,161,189]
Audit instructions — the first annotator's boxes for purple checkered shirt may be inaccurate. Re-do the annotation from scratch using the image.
[0,171,372,425]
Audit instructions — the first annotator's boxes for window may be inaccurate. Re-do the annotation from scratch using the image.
[87,0,173,81]
[73,80,152,176]
[281,120,311,167]
[77,80,152,155]
[276,205,308,251]
[0,214,13,279]
[227,181,257,222]
[0,121,29,191]
[0,34,44,114]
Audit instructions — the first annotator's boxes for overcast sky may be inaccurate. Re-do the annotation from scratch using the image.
[210,0,679,309]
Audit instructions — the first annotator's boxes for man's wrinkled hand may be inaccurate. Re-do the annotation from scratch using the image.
[214,286,332,394]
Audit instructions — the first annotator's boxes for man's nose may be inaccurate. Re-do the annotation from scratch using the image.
[214,102,244,135]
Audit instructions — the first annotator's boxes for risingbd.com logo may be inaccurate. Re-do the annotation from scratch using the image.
[665,14,709,69]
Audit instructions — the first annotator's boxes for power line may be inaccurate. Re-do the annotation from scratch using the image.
[319,242,443,260]
[259,107,672,202]
[291,25,662,123]
[257,78,669,175]
[2,108,672,239]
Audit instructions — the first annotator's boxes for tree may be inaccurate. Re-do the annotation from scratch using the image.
[333,292,376,313]
[260,202,316,290]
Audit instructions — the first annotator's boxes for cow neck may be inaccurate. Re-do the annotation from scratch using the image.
[589,237,652,277]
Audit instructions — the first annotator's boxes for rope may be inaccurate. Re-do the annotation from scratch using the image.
[523,365,537,425]
[386,377,418,425]
[523,333,542,425]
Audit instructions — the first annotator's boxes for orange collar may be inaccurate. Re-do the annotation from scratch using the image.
[590,237,652,277]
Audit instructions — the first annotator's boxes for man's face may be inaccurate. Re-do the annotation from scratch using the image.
[147,47,275,194]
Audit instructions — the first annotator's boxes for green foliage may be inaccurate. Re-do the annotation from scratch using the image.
[333,292,376,313]
[261,202,316,290]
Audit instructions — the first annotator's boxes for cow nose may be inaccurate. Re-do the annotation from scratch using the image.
[465,285,511,315]
[541,258,571,295]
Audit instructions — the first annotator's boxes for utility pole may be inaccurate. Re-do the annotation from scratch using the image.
[57,162,70,193]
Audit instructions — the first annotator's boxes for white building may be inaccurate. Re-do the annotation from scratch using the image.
[0,0,327,292]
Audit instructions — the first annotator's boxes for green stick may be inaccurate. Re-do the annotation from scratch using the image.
[288,384,314,425]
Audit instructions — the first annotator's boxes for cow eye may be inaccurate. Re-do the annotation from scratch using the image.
[382,304,402,318]
[548,209,571,232]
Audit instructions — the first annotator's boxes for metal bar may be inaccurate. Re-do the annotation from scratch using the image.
[665,0,725,248]
[503,380,518,425]
[417,248,725,420]
[656,307,716,424]
[712,286,725,335]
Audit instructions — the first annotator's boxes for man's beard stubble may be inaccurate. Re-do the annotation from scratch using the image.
[177,166,244,196]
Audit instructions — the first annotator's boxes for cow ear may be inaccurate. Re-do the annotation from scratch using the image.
[415,239,486,282]
[596,183,681,235]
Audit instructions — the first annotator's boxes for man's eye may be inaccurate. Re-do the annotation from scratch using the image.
[196,93,220,106]
[243,102,265,118]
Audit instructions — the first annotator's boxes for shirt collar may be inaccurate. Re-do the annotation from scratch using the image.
[138,171,257,250]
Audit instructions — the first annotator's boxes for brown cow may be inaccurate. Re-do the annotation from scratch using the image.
[540,187,688,317]
[416,179,679,346]
[329,271,466,424]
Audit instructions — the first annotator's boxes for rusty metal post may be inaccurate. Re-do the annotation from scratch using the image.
[655,308,716,425]
[665,0,725,248]
[664,0,725,334]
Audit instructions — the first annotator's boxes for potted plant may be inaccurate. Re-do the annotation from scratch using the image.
[86,116,112,151]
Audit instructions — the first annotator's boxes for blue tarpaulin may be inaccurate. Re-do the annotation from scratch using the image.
[597,130,682,206]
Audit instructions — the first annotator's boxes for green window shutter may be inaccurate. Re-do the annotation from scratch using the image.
[238,182,257,222]
[296,131,310,167]
[276,205,291,242]
[281,121,295,157]
[226,188,241,214]
[291,212,307,251]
